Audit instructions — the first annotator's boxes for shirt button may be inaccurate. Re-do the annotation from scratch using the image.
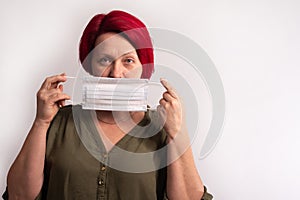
[101,166,106,171]
[103,154,108,158]
[98,179,104,186]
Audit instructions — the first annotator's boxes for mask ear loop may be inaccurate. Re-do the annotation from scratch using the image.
[64,76,77,79]
[146,81,166,111]
[58,76,78,106]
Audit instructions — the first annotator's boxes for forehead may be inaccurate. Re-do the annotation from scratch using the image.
[93,32,137,57]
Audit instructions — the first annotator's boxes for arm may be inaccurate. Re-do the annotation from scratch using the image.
[6,74,70,200]
[159,79,204,200]
[166,128,204,200]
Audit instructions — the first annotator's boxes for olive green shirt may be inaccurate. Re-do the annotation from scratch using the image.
[3,105,213,200]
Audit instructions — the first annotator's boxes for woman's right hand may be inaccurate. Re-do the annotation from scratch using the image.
[35,73,71,125]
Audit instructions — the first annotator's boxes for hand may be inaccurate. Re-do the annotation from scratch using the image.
[35,73,70,125]
[158,78,183,140]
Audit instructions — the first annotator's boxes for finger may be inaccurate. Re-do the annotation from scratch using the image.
[46,87,68,100]
[159,98,168,107]
[49,93,71,105]
[163,92,174,102]
[58,84,63,91]
[39,87,63,98]
[41,73,64,88]
[160,78,179,99]
[57,102,63,108]
[51,82,59,89]
[41,73,67,90]
[57,85,64,107]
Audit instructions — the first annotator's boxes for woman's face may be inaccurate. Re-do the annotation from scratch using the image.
[91,32,143,78]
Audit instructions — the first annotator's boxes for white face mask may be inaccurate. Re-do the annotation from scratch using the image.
[82,76,150,111]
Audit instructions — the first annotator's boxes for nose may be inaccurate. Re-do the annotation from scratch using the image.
[108,60,126,78]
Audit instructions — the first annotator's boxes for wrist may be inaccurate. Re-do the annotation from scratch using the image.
[33,118,51,128]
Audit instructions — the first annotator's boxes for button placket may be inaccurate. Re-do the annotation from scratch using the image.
[100,153,108,184]
[98,179,104,186]
[97,153,109,199]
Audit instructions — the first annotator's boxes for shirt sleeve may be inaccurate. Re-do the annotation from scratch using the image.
[162,185,213,200]
[2,187,8,200]
[202,186,213,200]
[2,187,42,200]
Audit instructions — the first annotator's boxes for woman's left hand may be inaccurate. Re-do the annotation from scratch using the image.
[158,78,183,140]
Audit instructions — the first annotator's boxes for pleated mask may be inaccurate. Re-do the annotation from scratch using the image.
[82,76,152,111]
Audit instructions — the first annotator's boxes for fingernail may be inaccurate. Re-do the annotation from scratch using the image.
[160,78,167,82]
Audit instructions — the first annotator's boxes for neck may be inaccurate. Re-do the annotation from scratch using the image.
[95,110,144,125]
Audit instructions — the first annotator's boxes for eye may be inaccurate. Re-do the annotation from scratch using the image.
[98,57,112,66]
[123,58,134,64]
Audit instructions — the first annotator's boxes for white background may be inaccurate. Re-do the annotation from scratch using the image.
[1,0,300,199]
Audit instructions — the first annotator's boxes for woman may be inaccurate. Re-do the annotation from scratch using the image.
[3,10,213,200]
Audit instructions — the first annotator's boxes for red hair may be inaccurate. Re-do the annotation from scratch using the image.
[79,10,154,79]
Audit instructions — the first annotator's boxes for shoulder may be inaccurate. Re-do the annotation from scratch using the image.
[54,104,74,118]
[50,104,83,124]
[47,105,82,138]
[46,105,81,155]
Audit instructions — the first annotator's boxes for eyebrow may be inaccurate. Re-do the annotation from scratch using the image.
[96,51,137,58]
[121,51,138,57]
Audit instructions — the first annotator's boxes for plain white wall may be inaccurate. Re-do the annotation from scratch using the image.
[1,0,300,199]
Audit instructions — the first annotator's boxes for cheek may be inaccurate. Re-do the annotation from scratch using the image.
[91,63,106,77]
[124,65,143,78]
